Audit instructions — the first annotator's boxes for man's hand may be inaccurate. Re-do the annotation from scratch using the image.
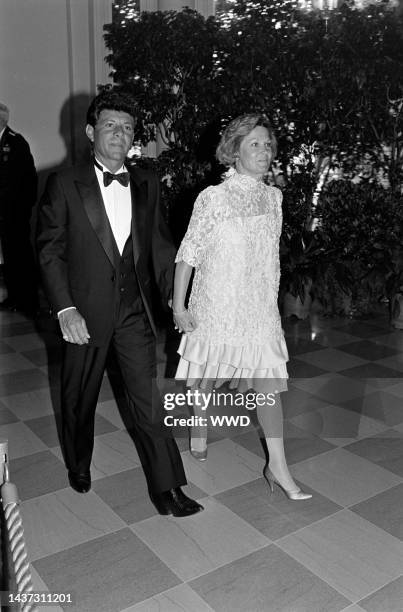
[59,309,90,345]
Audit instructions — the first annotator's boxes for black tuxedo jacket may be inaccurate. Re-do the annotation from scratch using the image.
[37,163,175,346]
[0,125,37,216]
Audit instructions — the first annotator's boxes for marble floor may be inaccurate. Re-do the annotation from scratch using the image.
[1,297,403,612]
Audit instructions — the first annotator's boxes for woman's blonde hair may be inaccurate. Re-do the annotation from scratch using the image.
[216,114,277,167]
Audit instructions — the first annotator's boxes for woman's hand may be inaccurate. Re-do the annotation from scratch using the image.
[173,309,197,333]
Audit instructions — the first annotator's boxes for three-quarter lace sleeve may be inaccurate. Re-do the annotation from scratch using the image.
[175,186,219,267]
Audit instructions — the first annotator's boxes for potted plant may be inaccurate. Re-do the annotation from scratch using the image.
[311,260,354,317]
[386,246,403,329]
[280,228,326,319]
[278,172,325,319]
[315,181,403,318]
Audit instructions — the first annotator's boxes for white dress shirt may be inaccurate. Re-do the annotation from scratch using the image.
[58,159,132,317]
[94,158,132,254]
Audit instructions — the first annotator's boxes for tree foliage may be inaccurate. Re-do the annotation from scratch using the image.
[103,0,403,201]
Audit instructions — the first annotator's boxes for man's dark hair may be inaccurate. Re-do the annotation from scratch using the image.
[86,90,136,127]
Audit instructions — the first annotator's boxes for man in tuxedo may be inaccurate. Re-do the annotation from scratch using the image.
[0,103,38,314]
[37,90,202,517]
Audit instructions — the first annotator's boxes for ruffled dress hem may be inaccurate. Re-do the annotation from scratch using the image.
[176,334,289,393]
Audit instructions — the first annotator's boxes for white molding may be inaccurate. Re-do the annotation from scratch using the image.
[140,0,159,11]
[92,0,113,87]
[194,0,215,16]
[141,0,214,12]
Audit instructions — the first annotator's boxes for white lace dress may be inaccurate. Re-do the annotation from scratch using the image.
[175,171,289,392]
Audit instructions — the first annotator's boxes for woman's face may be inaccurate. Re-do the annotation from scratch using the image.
[236,125,273,179]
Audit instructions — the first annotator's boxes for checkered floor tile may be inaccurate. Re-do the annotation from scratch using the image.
[0,300,402,612]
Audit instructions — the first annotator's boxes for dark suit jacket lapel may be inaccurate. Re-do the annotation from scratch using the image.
[0,126,9,147]
[74,165,117,267]
[0,125,11,147]
[129,168,148,267]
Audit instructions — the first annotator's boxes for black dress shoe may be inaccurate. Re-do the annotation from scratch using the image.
[150,487,203,517]
[68,471,91,493]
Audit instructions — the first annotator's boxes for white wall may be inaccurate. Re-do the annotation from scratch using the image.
[0,0,214,175]
[0,0,112,176]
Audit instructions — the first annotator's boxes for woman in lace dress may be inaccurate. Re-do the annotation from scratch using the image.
[172,114,311,500]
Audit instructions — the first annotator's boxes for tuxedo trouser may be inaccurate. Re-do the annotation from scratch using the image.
[61,300,186,493]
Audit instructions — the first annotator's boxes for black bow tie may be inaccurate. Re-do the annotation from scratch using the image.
[94,159,130,187]
[103,171,130,187]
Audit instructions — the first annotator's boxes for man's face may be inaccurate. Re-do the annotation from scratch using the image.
[86,109,134,169]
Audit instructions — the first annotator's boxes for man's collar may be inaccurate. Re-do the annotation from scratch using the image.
[94,157,127,174]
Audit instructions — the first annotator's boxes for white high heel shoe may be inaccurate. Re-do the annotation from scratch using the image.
[263,466,312,501]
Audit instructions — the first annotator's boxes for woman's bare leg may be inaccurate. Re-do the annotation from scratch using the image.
[189,387,208,452]
[257,394,299,491]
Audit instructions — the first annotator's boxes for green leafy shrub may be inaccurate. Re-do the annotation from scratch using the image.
[315,181,403,315]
